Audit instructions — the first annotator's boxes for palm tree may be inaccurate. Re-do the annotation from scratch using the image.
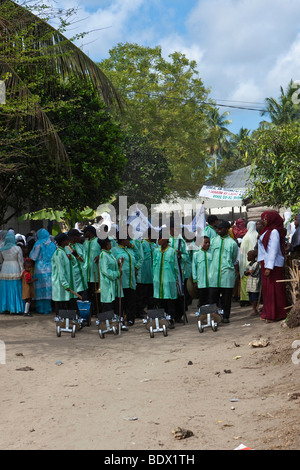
[205,107,233,174]
[260,80,300,127]
[0,0,123,168]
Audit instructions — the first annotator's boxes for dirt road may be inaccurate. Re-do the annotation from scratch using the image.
[0,300,299,450]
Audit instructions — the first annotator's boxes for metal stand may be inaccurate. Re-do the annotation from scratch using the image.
[145,309,170,338]
[196,304,221,333]
[96,311,119,339]
[55,310,83,338]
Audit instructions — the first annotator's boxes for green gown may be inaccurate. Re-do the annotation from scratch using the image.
[129,239,144,271]
[51,247,73,302]
[184,247,193,279]
[66,244,87,293]
[192,249,212,288]
[111,244,137,290]
[83,237,101,283]
[204,225,217,241]
[209,235,238,288]
[137,240,156,284]
[169,235,188,278]
[99,249,122,303]
[153,245,179,300]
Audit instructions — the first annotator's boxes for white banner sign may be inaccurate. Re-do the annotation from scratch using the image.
[199,186,245,201]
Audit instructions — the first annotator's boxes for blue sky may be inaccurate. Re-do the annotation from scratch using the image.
[53,0,300,134]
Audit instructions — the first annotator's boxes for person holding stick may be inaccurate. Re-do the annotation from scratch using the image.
[111,233,137,327]
[65,229,88,302]
[51,233,80,314]
[98,237,122,312]
[153,232,179,329]
[82,225,101,316]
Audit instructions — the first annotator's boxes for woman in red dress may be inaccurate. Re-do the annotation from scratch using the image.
[257,211,287,322]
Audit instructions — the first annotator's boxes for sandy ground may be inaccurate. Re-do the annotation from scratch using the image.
[0,299,300,451]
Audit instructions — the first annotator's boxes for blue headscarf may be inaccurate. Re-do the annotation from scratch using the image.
[0,231,16,252]
[290,214,300,251]
[29,228,56,263]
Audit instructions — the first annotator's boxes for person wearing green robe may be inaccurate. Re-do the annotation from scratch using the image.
[169,231,188,274]
[136,233,157,317]
[192,236,212,307]
[204,215,219,241]
[82,225,101,316]
[129,238,144,271]
[51,233,75,313]
[111,236,137,326]
[169,222,188,322]
[209,220,238,323]
[153,236,179,328]
[66,228,88,298]
[98,238,122,310]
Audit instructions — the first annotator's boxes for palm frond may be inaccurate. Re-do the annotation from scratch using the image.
[0,59,69,169]
[0,0,125,110]
[0,0,125,171]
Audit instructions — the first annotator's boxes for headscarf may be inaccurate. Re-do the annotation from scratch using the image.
[232,218,247,239]
[239,221,258,277]
[29,228,56,263]
[260,211,285,255]
[74,222,83,233]
[0,231,16,252]
[290,214,300,251]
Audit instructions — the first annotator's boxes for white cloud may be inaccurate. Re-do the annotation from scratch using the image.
[229,80,262,103]
[55,0,148,60]
[266,33,300,94]
[44,0,300,130]
[159,34,205,64]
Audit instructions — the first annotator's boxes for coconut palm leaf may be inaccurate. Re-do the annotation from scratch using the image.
[0,0,124,169]
[0,59,70,168]
[0,0,124,109]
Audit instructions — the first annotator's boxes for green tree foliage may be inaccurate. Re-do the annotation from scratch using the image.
[99,43,212,199]
[205,108,233,179]
[216,127,251,179]
[118,135,171,207]
[260,80,300,127]
[0,77,126,225]
[0,0,125,225]
[240,122,300,209]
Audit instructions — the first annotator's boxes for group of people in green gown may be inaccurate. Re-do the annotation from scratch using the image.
[50,213,241,328]
[2,209,297,326]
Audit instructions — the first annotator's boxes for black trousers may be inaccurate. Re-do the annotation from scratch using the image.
[209,287,233,319]
[197,287,210,308]
[136,283,156,315]
[156,299,176,319]
[114,288,136,323]
[87,282,100,315]
[102,302,115,313]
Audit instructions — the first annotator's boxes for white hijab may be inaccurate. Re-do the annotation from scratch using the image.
[239,221,258,278]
